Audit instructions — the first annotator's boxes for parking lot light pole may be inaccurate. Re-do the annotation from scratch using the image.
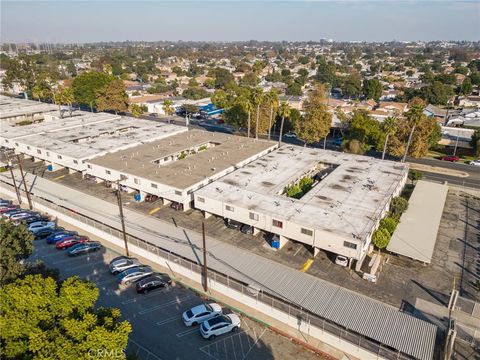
[115,178,130,257]
[7,161,22,205]
[16,155,33,210]
[202,222,208,292]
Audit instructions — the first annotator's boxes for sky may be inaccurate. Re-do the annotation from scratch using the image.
[1,1,479,43]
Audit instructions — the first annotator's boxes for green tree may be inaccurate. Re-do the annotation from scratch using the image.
[381,117,397,160]
[55,86,75,118]
[295,84,332,146]
[264,89,279,140]
[372,227,391,252]
[277,102,291,147]
[379,217,399,235]
[286,82,303,96]
[182,87,209,100]
[72,71,113,111]
[408,169,423,185]
[162,99,175,117]
[470,129,480,157]
[363,78,383,101]
[460,78,473,95]
[212,68,235,89]
[0,275,131,359]
[390,196,409,219]
[342,73,362,98]
[129,104,146,118]
[0,220,34,285]
[251,88,264,139]
[240,72,259,87]
[95,79,129,114]
[344,110,381,154]
[402,101,425,162]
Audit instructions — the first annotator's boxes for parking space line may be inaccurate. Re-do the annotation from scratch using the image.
[94,277,119,287]
[148,207,161,215]
[175,327,199,338]
[122,290,166,305]
[156,315,180,326]
[52,174,66,181]
[300,258,314,272]
[138,296,192,315]
[128,338,163,360]
[63,259,106,272]
[241,329,266,360]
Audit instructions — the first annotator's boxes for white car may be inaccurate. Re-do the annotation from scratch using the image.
[182,303,222,326]
[117,266,153,285]
[8,212,34,221]
[335,255,349,267]
[200,314,241,340]
[109,257,141,274]
[469,160,480,166]
[284,132,297,138]
[28,221,56,233]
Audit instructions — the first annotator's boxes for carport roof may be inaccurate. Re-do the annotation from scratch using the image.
[387,180,448,263]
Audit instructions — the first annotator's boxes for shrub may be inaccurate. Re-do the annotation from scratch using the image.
[372,227,391,250]
[390,196,408,218]
[379,217,399,235]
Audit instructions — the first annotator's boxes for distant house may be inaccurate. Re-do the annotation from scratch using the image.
[459,96,480,108]
[424,104,448,123]
[438,126,474,149]
[279,95,304,111]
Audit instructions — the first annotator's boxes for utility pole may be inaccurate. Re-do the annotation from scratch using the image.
[202,222,208,292]
[16,155,32,209]
[115,181,130,257]
[7,161,22,205]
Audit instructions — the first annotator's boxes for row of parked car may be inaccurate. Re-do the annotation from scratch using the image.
[0,198,103,256]
[108,255,241,339]
[1,198,241,340]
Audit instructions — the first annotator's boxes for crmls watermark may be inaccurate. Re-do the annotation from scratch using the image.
[87,349,126,359]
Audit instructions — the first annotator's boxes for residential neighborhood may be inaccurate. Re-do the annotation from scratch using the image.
[0,1,479,360]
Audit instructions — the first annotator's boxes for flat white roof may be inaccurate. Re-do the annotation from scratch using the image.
[387,180,448,263]
[0,95,58,119]
[196,145,408,241]
[14,118,187,160]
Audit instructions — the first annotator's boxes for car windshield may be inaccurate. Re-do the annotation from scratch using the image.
[186,310,193,318]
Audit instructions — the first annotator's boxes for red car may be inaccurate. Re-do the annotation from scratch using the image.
[0,205,19,214]
[441,156,460,162]
[55,236,89,250]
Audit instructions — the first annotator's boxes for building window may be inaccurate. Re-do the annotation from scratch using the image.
[272,219,283,228]
[134,178,140,185]
[46,152,50,157]
[73,160,78,164]
[343,241,357,250]
[301,228,313,236]
[197,197,205,203]
[27,146,30,150]
[15,143,19,147]
[57,155,62,159]
[249,212,259,221]
[37,149,41,154]
[175,190,182,196]
[105,170,111,175]
[151,183,158,189]
[87,165,92,169]
[225,205,234,212]
[5,140,9,143]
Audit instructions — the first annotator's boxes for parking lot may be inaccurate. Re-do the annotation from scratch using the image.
[26,220,323,360]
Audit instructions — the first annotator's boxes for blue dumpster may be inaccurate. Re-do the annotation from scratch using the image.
[47,164,53,171]
[271,239,280,249]
[134,193,141,202]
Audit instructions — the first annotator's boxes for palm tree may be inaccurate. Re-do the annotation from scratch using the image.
[238,93,253,138]
[251,88,264,140]
[277,102,291,147]
[381,117,397,160]
[402,104,424,163]
[265,89,279,140]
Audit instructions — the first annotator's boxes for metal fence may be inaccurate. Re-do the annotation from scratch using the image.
[25,191,416,360]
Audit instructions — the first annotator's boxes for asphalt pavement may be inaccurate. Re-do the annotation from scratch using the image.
[25,221,323,360]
